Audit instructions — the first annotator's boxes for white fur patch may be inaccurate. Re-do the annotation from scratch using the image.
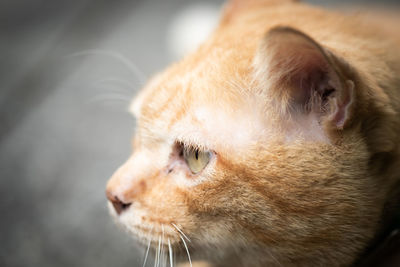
[171,104,268,154]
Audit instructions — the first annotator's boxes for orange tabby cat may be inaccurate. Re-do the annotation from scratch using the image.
[106,0,400,266]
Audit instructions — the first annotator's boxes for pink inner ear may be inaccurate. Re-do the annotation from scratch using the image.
[258,27,354,130]
[330,80,354,129]
[289,56,332,108]
[267,36,338,111]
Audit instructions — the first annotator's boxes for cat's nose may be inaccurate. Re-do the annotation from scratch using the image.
[106,190,132,215]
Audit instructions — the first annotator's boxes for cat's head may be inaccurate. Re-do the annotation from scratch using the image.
[106,1,397,266]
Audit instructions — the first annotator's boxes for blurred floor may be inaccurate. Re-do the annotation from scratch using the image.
[0,0,398,266]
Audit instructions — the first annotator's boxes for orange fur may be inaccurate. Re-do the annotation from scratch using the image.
[106,0,400,266]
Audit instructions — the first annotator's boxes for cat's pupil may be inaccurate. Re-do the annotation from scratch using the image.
[195,150,199,160]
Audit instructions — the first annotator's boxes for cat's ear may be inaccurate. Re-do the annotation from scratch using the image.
[254,26,355,130]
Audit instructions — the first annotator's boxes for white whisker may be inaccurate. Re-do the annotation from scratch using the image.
[180,234,192,267]
[88,93,131,104]
[171,223,191,242]
[161,225,165,267]
[88,78,137,97]
[155,235,161,267]
[92,77,139,90]
[142,237,151,267]
[168,238,173,267]
[67,49,147,85]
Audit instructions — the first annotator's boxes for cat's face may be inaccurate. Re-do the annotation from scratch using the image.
[106,6,386,266]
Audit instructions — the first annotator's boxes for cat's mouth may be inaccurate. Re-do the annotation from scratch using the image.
[108,202,192,251]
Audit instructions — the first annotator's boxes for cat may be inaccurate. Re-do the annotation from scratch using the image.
[106,0,400,266]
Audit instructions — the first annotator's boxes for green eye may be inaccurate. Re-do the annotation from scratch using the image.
[183,147,211,174]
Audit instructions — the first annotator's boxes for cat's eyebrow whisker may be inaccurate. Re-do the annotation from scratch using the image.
[87,95,132,111]
[179,234,193,267]
[88,93,132,105]
[88,78,138,98]
[92,77,140,91]
[171,223,191,242]
[67,49,147,85]
[168,238,173,267]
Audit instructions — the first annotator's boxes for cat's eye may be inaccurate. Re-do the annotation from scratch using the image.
[183,147,211,174]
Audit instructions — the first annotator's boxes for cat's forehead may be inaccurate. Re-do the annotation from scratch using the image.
[130,71,271,153]
[173,104,268,152]
[130,38,257,117]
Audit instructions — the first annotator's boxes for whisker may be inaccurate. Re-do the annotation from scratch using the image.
[86,78,134,104]
[171,223,191,242]
[92,77,140,90]
[88,77,137,96]
[179,234,192,267]
[155,235,161,267]
[88,93,132,104]
[86,95,131,111]
[168,238,173,267]
[88,85,134,102]
[67,49,147,85]
[142,237,152,267]
[268,250,283,267]
[158,236,162,267]
[161,225,165,267]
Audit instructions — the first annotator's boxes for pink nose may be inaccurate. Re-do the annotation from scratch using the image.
[106,190,131,215]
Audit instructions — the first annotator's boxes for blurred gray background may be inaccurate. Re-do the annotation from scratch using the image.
[0,0,399,266]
